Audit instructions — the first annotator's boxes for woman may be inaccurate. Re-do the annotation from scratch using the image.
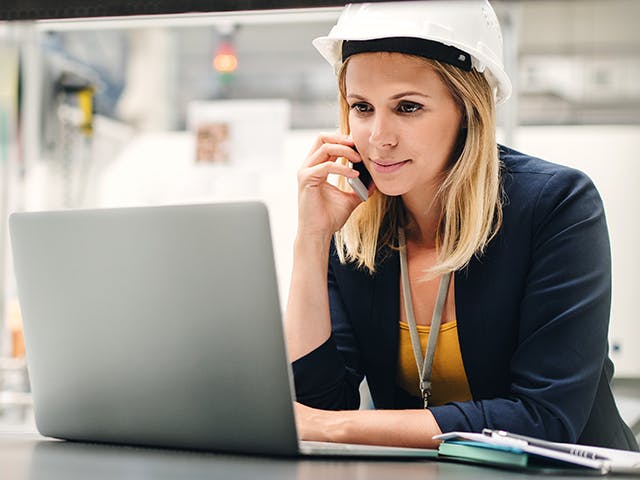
[284,0,638,451]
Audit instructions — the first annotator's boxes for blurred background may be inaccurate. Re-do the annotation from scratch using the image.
[0,0,638,439]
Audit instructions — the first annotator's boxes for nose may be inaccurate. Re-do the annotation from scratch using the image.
[368,112,398,150]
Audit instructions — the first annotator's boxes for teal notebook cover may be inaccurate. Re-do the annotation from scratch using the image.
[438,440,528,468]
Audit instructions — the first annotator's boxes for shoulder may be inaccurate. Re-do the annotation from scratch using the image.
[498,145,602,220]
[499,144,594,195]
[495,145,607,262]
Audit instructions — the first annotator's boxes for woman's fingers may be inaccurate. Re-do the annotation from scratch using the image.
[303,134,359,168]
[305,133,353,156]
[295,135,364,237]
[298,159,359,188]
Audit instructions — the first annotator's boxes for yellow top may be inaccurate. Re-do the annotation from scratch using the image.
[396,320,472,406]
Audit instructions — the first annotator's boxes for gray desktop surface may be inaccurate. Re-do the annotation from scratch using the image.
[3,433,638,480]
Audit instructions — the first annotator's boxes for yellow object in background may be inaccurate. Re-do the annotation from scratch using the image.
[7,299,24,358]
[77,87,94,136]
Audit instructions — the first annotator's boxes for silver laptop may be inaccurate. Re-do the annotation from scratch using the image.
[9,202,436,458]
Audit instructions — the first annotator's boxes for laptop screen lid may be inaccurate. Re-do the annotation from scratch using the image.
[9,201,300,455]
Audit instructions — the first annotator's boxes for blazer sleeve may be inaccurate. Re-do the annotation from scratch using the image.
[291,245,363,410]
[430,167,612,443]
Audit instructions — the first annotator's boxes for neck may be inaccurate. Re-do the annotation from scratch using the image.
[401,187,441,249]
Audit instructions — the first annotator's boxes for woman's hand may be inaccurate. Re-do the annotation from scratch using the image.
[294,401,345,443]
[296,134,364,240]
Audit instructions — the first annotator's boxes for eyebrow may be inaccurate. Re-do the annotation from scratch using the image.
[346,91,431,100]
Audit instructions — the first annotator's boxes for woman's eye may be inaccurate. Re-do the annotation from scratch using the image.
[350,102,372,114]
[397,102,422,114]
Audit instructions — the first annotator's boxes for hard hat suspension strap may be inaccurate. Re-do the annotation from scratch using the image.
[342,37,472,72]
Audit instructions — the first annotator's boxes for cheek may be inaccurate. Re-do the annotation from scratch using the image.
[442,105,464,140]
[424,113,462,153]
[348,115,368,143]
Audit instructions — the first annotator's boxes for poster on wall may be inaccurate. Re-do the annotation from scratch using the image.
[188,99,290,168]
[195,122,230,164]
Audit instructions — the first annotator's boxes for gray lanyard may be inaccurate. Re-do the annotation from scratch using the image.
[398,228,451,409]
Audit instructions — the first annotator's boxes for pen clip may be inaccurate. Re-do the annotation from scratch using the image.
[482,428,511,439]
[482,429,528,448]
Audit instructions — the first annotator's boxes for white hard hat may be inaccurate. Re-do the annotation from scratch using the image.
[313,1,512,104]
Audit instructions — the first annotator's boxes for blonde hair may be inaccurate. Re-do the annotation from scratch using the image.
[334,55,503,277]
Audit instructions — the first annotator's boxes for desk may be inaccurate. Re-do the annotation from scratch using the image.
[2,433,639,480]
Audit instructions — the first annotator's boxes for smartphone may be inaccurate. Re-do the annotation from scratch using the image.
[347,150,373,202]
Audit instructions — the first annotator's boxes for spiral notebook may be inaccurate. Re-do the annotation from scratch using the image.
[435,430,640,475]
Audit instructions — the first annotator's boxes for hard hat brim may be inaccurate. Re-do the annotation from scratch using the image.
[313,35,511,105]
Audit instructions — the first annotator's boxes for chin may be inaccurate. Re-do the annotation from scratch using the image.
[374,183,408,198]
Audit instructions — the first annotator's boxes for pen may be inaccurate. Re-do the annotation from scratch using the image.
[482,429,612,462]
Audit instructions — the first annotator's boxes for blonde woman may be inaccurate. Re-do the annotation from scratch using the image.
[284,1,638,451]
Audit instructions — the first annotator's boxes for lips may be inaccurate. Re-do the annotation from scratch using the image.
[369,159,411,174]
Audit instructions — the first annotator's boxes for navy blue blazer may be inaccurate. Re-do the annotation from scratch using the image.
[292,146,638,451]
